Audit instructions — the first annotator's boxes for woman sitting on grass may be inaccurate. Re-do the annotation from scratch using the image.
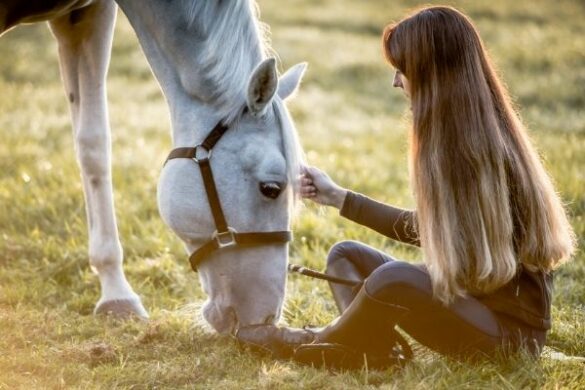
[239,5,575,368]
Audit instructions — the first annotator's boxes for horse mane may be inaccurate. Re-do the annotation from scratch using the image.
[182,0,275,123]
[183,1,304,206]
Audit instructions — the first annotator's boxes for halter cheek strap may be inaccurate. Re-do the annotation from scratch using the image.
[164,117,292,272]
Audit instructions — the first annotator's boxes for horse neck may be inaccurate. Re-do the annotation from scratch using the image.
[116,0,267,146]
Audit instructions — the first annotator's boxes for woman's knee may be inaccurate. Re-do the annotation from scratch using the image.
[326,240,363,270]
[365,261,432,300]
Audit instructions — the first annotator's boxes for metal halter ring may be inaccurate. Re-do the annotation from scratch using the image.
[212,227,237,248]
[192,144,212,163]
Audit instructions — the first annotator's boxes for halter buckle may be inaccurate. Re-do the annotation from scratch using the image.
[212,227,237,248]
[192,144,212,163]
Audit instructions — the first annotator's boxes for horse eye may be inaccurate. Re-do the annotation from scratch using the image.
[259,181,283,199]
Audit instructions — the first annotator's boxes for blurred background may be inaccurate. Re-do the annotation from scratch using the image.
[0,0,583,388]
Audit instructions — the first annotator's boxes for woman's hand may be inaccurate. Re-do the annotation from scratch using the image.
[300,165,348,209]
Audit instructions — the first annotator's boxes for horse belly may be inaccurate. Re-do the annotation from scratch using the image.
[1,0,95,31]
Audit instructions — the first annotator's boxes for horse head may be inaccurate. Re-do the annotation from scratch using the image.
[158,59,307,334]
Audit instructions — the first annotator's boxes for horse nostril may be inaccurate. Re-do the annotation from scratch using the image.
[264,314,276,324]
[259,181,283,199]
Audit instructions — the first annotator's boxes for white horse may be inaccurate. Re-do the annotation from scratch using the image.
[0,0,306,334]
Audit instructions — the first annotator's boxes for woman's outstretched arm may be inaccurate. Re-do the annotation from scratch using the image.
[341,191,420,246]
[301,166,420,246]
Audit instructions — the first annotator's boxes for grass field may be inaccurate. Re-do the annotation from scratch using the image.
[1,0,584,388]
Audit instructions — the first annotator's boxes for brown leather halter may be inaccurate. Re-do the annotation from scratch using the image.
[164,111,363,287]
[164,113,292,271]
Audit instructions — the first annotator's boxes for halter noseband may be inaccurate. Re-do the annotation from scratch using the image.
[164,113,292,271]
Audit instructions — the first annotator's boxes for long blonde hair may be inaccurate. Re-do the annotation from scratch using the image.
[383,6,575,304]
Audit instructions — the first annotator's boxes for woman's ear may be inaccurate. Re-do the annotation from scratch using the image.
[247,58,278,116]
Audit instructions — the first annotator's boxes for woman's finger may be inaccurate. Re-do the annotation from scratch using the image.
[304,165,322,178]
[300,185,317,197]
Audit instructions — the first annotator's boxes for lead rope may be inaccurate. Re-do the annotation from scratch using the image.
[287,263,362,287]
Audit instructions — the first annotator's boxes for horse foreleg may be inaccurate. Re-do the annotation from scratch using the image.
[49,0,147,319]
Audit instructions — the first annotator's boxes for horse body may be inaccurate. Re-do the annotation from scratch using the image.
[1,0,306,334]
[0,0,94,29]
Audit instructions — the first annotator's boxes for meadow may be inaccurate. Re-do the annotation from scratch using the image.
[0,0,583,388]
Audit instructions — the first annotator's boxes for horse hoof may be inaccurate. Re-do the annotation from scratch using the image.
[94,297,149,320]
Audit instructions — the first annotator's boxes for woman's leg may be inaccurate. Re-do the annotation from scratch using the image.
[323,243,506,358]
[363,261,504,358]
[326,240,398,313]
[235,241,400,359]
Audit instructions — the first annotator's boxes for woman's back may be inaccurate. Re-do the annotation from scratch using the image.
[383,6,575,303]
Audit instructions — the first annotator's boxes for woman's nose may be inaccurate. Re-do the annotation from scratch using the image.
[393,72,403,89]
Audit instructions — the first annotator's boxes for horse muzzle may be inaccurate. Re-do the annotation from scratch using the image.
[202,300,280,335]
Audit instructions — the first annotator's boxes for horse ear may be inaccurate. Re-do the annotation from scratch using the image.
[247,58,278,116]
[278,62,307,100]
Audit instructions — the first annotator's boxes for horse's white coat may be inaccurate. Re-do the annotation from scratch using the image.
[2,0,305,332]
[47,1,147,317]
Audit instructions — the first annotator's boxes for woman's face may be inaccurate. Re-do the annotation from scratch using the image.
[393,70,410,97]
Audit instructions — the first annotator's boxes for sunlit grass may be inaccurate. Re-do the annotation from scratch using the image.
[0,0,583,388]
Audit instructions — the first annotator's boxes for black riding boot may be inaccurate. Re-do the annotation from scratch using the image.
[235,324,314,359]
[294,284,412,369]
[236,285,412,369]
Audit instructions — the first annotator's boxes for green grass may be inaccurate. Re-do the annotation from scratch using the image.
[1,0,584,388]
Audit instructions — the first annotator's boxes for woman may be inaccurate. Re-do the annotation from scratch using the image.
[238,5,575,367]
